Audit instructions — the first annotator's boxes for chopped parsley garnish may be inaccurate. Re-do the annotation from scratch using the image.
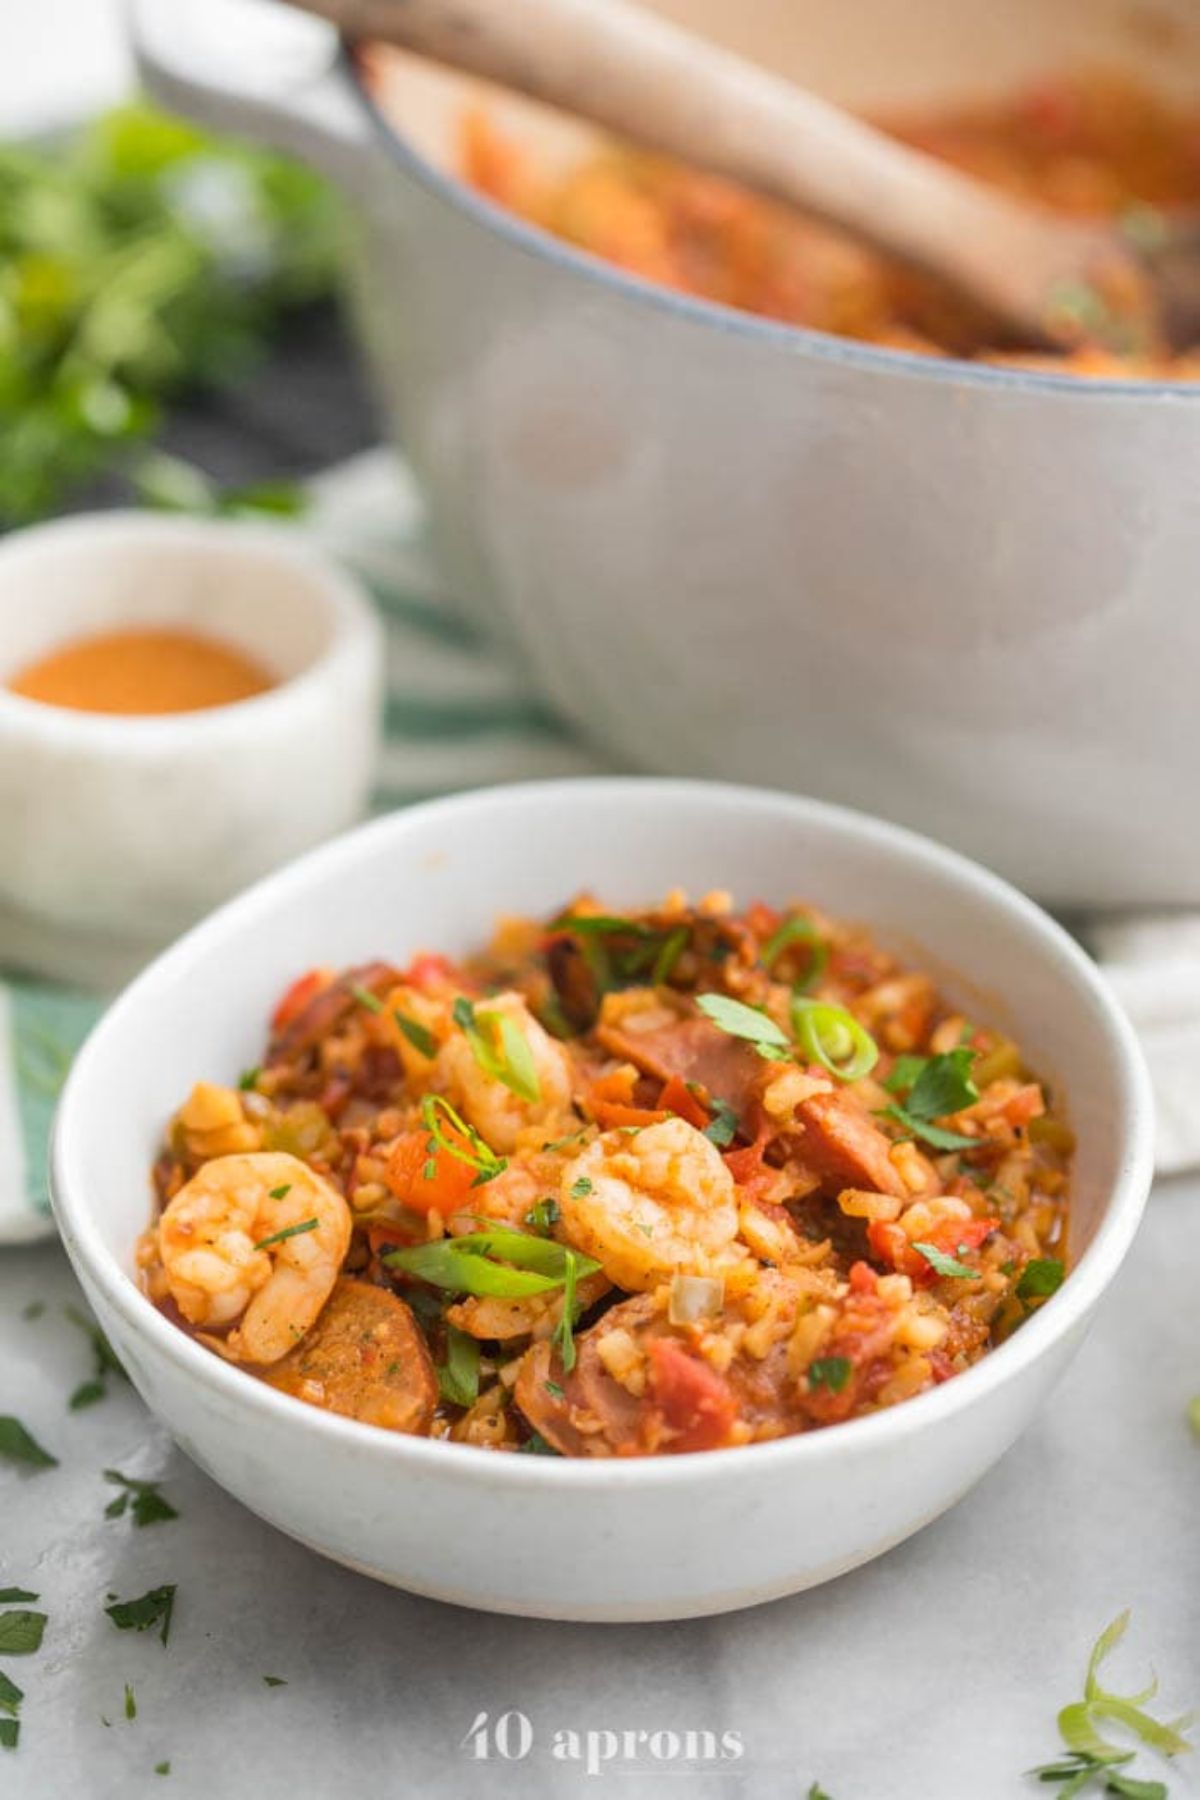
[0,1671,24,1716]
[881,1049,980,1150]
[1027,1610,1193,1796]
[155,1762,171,1776]
[696,993,791,1061]
[702,1099,739,1149]
[393,1010,437,1059]
[69,1380,107,1412]
[570,1177,593,1199]
[525,1197,561,1233]
[452,997,541,1103]
[437,1326,481,1409]
[0,1721,18,1750]
[103,1470,179,1528]
[124,1684,136,1721]
[420,1094,507,1186]
[806,1785,835,1800]
[238,1067,261,1091]
[64,1304,128,1406]
[20,1301,44,1322]
[262,1675,287,1688]
[268,1183,292,1201]
[349,983,384,1014]
[105,1585,176,1646]
[0,1614,46,1655]
[0,1592,37,1606]
[807,1357,852,1393]
[0,1418,57,1469]
[544,1380,565,1401]
[914,1242,977,1280]
[1017,1258,1066,1302]
[253,1217,317,1251]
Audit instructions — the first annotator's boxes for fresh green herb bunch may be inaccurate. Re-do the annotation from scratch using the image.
[0,104,342,526]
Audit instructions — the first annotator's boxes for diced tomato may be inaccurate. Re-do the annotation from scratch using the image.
[744,900,781,939]
[270,968,331,1034]
[585,1067,667,1131]
[385,1128,478,1216]
[848,1259,879,1295]
[657,1074,710,1131]
[647,1339,737,1452]
[868,1216,998,1283]
[722,1128,776,1202]
[1000,1084,1045,1128]
[402,952,458,994]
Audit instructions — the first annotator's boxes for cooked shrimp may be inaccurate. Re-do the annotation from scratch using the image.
[435,990,575,1153]
[158,1151,351,1364]
[559,1116,744,1292]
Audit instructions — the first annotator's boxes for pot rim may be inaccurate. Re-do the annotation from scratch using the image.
[344,41,1200,402]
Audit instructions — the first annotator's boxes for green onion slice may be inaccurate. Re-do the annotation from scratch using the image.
[790,997,878,1082]
[437,1325,481,1408]
[420,1095,507,1185]
[386,1224,599,1298]
[453,998,541,1103]
[761,914,828,992]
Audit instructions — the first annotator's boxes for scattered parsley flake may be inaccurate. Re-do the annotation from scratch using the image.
[0,1592,36,1606]
[0,1720,18,1750]
[702,1099,739,1148]
[0,1418,57,1469]
[124,1684,137,1721]
[0,1672,23,1716]
[0,1614,46,1656]
[544,1380,565,1401]
[914,1242,977,1280]
[105,1585,176,1647]
[525,1197,561,1233]
[262,1675,287,1688]
[696,993,791,1059]
[349,984,384,1014]
[516,1432,560,1456]
[155,1762,171,1776]
[69,1379,107,1412]
[1017,1258,1066,1302]
[238,1067,261,1091]
[808,1357,852,1393]
[20,1301,45,1322]
[103,1470,179,1528]
[570,1177,593,1199]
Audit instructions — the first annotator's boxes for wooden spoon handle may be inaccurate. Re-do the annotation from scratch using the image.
[298,0,1112,342]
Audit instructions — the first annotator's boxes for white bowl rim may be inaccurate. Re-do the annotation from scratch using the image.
[343,45,1200,404]
[0,510,380,750]
[52,776,1156,1490]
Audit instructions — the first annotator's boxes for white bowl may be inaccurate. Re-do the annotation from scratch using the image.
[0,511,384,982]
[51,779,1154,1621]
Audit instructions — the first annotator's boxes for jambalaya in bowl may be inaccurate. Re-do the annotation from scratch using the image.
[139,891,1071,1458]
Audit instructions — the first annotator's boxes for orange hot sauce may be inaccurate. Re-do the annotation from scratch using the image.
[7,627,274,716]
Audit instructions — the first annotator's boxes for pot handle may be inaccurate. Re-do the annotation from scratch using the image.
[129,0,374,188]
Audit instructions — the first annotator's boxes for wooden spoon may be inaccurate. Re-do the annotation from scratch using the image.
[290,0,1198,354]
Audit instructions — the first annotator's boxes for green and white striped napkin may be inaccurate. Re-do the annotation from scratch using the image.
[1,449,610,1243]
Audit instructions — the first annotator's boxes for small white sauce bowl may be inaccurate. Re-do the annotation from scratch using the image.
[0,511,384,980]
[51,779,1155,1621]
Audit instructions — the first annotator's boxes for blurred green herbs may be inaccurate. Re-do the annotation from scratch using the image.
[0,104,342,527]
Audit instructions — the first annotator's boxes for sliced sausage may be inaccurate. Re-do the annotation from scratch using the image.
[261,1277,437,1434]
[794,1088,905,1197]
[595,1005,763,1119]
